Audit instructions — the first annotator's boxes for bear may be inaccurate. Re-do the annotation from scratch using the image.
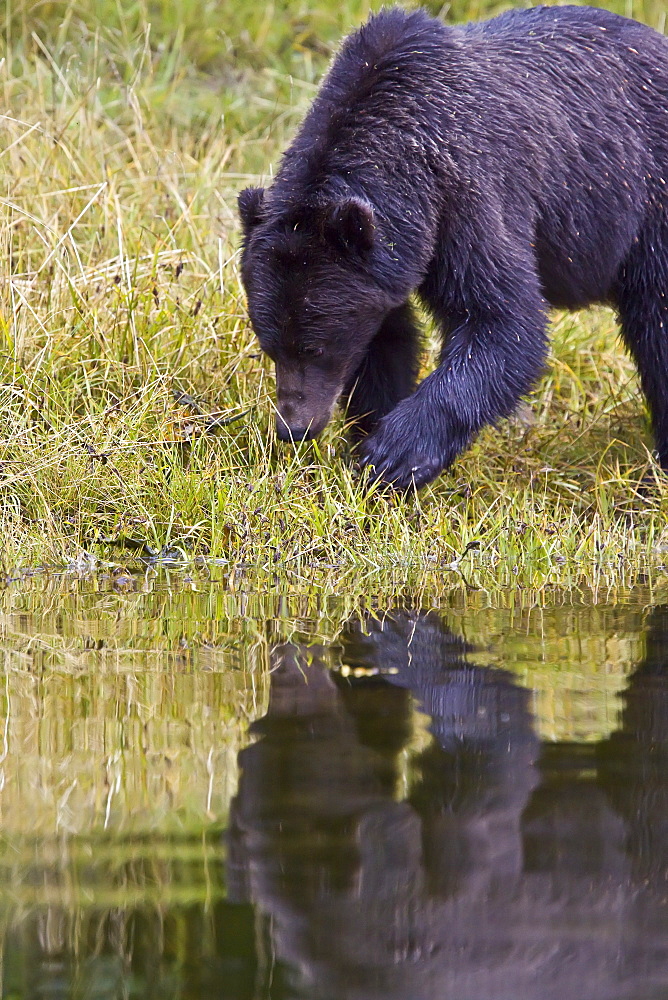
[238,4,668,490]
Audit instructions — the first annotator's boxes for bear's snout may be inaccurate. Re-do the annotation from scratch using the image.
[275,406,331,442]
[274,363,343,444]
[276,420,316,442]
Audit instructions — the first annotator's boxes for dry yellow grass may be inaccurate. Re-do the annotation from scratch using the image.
[0,0,667,588]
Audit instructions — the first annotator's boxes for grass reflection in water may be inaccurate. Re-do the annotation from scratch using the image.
[0,574,667,998]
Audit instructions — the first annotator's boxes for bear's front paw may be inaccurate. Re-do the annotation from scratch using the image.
[360,414,450,491]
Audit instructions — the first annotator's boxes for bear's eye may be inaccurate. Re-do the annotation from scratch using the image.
[299,346,324,358]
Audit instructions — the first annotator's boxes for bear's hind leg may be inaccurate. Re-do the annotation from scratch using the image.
[343,302,422,441]
[615,235,668,470]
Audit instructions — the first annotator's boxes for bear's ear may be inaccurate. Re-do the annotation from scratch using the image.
[238,186,265,234]
[326,197,375,254]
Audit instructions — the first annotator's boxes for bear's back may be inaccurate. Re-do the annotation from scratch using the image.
[464,4,667,54]
[468,4,645,34]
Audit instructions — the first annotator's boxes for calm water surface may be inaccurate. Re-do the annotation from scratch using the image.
[1,573,668,999]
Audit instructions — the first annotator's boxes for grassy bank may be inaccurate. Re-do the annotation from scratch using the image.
[1,0,667,585]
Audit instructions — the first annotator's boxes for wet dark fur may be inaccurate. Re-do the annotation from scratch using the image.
[239,5,668,489]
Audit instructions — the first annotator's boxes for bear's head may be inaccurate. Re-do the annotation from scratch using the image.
[238,186,394,442]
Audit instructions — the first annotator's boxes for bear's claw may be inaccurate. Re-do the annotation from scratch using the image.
[361,420,446,491]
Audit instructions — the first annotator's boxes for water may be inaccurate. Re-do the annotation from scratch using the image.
[1,572,667,999]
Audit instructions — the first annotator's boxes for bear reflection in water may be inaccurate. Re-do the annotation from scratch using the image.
[229,609,668,1000]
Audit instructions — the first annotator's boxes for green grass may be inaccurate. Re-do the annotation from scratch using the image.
[1,0,667,587]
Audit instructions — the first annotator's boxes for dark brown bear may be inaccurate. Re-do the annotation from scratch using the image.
[239,6,668,489]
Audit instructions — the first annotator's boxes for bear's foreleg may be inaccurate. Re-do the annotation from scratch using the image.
[343,303,422,441]
[360,297,548,490]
